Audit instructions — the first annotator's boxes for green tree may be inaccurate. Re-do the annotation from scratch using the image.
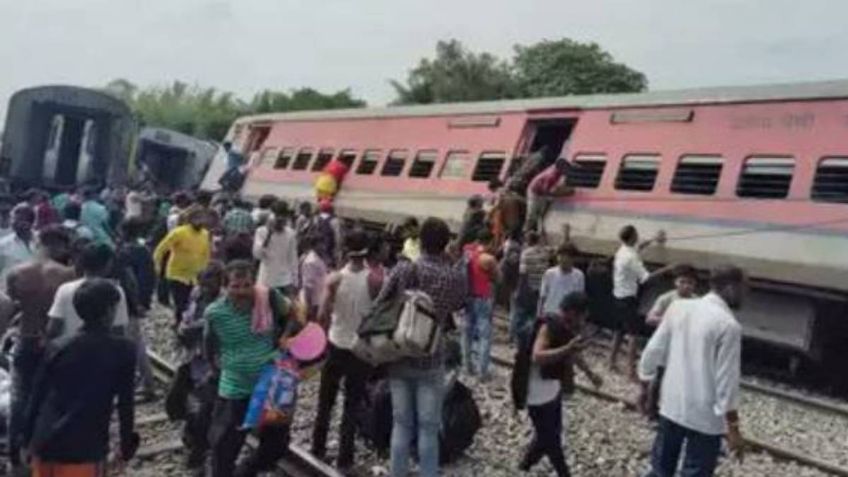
[390,38,648,104]
[513,39,647,97]
[249,87,365,114]
[103,80,365,141]
[390,39,516,105]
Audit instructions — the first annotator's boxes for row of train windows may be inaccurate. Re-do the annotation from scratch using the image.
[259,147,848,203]
[261,147,509,183]
[568,154,848,202]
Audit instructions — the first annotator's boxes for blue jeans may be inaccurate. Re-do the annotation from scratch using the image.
[461,297,493,376]
[389,365,444,477]
[646,417,722,477]
[9,337,45,467]
[509,293,538,349]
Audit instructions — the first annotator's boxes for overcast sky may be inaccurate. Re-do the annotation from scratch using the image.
[1,0,847,122]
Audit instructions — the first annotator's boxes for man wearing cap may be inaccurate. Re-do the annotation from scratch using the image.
[311,230,373,472]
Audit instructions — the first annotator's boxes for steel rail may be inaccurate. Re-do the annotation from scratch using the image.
[492,314,848,419]
[489,352,848,477]
[147,350,344,477]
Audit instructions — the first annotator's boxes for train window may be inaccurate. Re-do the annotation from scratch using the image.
[567,154,607,189]
[381,150,408,177]
[812,157,848,203]
[292,148,313,170]
[339,150,358,168]
[274,148,294,169]
[312,149,335,172]
[357,150,381,175]
[472,151,506,182]
[260,147,279,167]
[440,151,470,179]
[615,154,660,191]
[737,156,794,199]
[671,155,724,195]
[409,150,438,178]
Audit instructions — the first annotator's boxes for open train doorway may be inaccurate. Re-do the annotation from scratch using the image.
[507,118,575,182]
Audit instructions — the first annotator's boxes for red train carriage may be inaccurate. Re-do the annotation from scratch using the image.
[202,79,848,371]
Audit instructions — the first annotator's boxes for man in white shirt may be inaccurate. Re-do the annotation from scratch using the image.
[47,243,130,341]
[538,244,585,316]
[609,224,671,380]
[638,266,746,477]
[253,201,299,296]
[0,205,35,293]
[311,231,372,471]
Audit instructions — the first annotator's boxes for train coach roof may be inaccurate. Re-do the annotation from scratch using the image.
[241,78,848,124]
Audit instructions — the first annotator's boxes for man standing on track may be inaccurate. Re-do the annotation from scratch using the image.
[638,266,746,476]
[205,260,300,477]
[311,230,373,472]
[608,224,670,381]
[5,226,75,474]
[24,279,139,477]
[154,208,211,326]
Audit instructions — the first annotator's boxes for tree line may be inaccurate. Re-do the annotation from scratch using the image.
[105,38,647,141]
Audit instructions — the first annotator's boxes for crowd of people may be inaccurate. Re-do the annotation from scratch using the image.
[0,170,746,477]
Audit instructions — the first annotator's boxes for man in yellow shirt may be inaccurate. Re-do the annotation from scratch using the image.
[154,209,211,326]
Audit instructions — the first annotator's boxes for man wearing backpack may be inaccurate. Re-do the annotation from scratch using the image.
[374,217,468,477]
[309,200,342,269]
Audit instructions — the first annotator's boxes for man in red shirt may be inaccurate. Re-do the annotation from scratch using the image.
[461,228,500,380]
[525,158,573,235]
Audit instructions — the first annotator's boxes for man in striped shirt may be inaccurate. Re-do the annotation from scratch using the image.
[205,260,299,477]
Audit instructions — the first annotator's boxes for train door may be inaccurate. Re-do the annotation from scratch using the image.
[244,124,271,166]
[507,119,575,180]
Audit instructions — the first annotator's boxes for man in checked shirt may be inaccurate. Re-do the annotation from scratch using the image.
[375,217,468,477]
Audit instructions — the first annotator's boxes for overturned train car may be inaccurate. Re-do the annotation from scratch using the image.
[0,85,134,191]
[136,127,217,192]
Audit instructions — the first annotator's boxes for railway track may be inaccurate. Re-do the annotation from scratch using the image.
[491,313,848,419]
[488,345,848,477]
[146,350,344,477]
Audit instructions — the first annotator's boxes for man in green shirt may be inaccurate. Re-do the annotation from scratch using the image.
[205,260,298,477]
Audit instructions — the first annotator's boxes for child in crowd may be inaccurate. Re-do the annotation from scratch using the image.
[644,263,699,420]
[646,263,699,326]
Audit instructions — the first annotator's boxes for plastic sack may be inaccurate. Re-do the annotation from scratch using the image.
[242,354,300,430]
[314,174,338,200]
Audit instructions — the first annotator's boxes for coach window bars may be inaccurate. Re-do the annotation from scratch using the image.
[356,150,382,175]
[440,151,470,179]
[381,149,408,177]
[812,157,848,203]
[274,148,294,169]
[472,151,506,182]
[737,156,795,199]
[260,148,279,168]
[339,150,358,168]
[311,149,335,172]
[671,155,724,195]
[567,154,607,189]
[409,150,438,179]
[292,148,314,170]
[615,154,660,191]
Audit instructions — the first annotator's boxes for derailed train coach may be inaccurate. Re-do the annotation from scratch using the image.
[0,85,135,190]
[136,127,218,192]
[207,79,848,388]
